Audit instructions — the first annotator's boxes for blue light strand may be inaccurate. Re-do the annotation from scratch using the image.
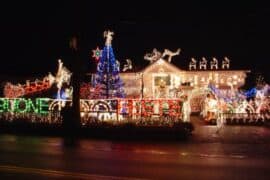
[208,84,257,103]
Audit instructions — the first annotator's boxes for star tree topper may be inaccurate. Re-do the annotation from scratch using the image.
[92,47,103,61]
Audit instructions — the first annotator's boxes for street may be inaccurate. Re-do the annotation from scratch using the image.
[1,116,270,179]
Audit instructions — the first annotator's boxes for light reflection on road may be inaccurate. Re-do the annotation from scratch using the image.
[1,116,270,179]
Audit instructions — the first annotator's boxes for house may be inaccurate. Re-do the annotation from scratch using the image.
[118,58,249,112]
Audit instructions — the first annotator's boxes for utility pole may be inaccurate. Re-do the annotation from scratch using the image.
[62,36,81,133]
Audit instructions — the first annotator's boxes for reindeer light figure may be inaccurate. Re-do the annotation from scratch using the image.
[104,30,114,46]
[46,72,55,85]
[222,57,230,69]
[189,58,197,70]
[210,57,218,70]
[162,48,181,63]
[199,57,207,70]
[3,59,72,99]
[123,59,133,72]
[55,59,72,99]
[144,48,162,63]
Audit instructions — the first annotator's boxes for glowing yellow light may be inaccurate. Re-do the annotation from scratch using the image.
[201,77,205,82]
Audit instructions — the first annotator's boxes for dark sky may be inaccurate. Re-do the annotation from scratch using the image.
[0,1,269,83]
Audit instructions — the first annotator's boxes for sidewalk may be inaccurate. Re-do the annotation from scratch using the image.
[190,115,270,143]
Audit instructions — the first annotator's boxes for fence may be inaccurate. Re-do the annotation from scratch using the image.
[222,113,270,125]
[0,98,184,125]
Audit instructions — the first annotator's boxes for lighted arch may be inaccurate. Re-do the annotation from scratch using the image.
[256,101,270,114]
[235,103,255,114]
[80,100,91,112]
[92,101,111,112]
[49,99,70,111]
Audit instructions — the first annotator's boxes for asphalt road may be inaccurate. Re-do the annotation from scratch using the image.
[1,116,270,179]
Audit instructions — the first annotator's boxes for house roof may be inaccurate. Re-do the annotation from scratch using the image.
[140,59,184,74]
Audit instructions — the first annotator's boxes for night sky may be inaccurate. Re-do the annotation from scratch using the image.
[0,1,269,85]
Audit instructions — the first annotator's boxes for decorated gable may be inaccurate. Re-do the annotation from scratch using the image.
[143,59,183,74]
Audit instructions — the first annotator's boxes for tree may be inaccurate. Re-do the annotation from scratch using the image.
[94,30,125,98]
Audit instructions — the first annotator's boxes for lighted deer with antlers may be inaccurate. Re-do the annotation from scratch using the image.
[199,57,207,70]
[222,57,230,69]
[189,58,197,70]
[210,57,218,70]
[123,59,133,72]
[162,48,181,63]
[144,48,162,63]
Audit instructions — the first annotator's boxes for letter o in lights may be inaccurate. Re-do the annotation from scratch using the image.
[15,98,28,113]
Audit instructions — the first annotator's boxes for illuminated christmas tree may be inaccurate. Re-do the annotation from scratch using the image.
[94,30,125,98]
